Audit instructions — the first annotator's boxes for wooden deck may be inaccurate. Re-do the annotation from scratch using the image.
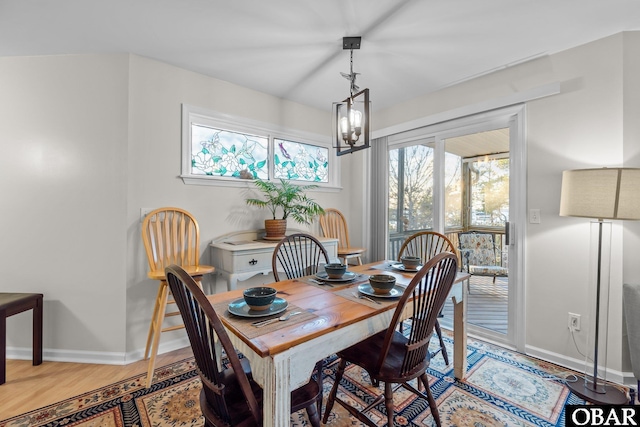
[441,274,508,335]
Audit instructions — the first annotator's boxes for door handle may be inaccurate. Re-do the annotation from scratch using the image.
[505,221,510,246]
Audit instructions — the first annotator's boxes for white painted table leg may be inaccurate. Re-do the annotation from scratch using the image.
[262,356,291,427]
[452,280,468,379]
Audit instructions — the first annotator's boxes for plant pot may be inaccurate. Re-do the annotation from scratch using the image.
[264,219,287,241]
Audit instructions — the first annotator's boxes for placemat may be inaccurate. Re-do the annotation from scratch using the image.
[334,285,398,308]
[299,273,370,289]
[370,261,409,273]
[212,300,318,339]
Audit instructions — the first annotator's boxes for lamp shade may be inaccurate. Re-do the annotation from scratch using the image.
[560,168,640,220]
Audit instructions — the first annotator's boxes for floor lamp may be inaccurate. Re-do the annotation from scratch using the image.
[559,167,640,405]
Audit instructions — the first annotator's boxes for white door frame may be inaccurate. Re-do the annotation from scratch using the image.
[378,104,526,352]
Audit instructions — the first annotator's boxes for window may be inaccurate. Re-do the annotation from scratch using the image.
[444,151,463,228]
[181,104,336,187]
[388,142,435,234]
[467,154,509,228]
[191,125,269,179]
[386,125,510,260]
[273,138,329,182]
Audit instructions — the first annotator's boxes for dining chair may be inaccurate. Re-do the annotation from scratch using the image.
[322,252,458,427]
[397,231,457,365]
[319,208,366,265]
[272,233,330,281]
[141,207,215,388]
[165,264,323,426]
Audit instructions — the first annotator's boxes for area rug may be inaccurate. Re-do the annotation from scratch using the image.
[1,332,618,427]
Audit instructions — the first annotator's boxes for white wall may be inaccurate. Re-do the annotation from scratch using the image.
[0,54,130,361]
[622,32,640,372]
[372,32,638,380]
[0,53,357,362]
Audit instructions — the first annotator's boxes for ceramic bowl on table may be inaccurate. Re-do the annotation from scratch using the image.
[400,256,421,270]
[369,274,396,295]
[324,263,347,279]
[243,287,277,311]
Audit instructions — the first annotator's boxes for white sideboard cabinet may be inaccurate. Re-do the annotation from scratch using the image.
[210,230,338,290]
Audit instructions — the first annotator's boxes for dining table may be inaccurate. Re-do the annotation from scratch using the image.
[206,260,470,427]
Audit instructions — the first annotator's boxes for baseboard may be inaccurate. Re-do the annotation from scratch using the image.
[6,337,191,366]
[525,344,636,387]
[124,337,191,363]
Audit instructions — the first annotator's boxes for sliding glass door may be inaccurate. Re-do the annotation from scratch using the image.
[443,130,510,338]
[385,108,524,348]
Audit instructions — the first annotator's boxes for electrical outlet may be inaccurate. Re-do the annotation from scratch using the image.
[568,312,581,331]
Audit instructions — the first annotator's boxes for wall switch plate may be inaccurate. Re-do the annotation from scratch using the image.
[529,209,541,224]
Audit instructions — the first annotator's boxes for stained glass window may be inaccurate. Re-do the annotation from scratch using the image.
[182,104,335,187]
[274,138,329,183]
[191,124,268,179]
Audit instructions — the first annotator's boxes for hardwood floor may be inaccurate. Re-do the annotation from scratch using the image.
[0,346,194,420]
[442,275,508,334]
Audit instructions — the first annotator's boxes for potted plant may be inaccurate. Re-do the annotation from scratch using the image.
[245,178,325,240]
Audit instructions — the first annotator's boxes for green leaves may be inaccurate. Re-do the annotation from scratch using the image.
[245,178,324,223]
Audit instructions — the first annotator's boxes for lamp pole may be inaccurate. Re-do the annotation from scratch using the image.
[564,220,627,404]
[560,168,640,405]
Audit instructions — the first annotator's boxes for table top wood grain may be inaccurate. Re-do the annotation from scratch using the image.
[206,261,468,358]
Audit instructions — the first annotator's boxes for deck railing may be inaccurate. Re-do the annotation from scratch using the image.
[388,228,507,268]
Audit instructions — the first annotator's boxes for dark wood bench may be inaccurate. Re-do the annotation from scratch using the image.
[0,293,43,384]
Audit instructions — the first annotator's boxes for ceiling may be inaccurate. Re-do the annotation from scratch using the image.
[2,0,640,113]
[446,128,510,159]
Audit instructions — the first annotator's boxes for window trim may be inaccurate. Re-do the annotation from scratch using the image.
[180,104,341,190]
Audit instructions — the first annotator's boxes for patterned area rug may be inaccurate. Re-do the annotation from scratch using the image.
[322,334,588,427]
[2,332,616,427]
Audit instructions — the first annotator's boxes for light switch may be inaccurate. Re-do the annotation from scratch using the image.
[529,209,541,224]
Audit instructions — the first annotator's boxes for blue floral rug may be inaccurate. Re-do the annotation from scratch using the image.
[322,333,590,426]
[1,331,627,427]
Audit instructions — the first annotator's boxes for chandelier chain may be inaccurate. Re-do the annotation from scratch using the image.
[349,49,356,97]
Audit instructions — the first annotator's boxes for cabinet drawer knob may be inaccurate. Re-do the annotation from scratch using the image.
[249,259,258,265]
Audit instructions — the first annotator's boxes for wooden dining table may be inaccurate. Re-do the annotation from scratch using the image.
[206,260,470,427]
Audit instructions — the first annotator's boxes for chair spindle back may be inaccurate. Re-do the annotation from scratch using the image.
[377,252,458,376]
[398,231,457,263]
[319,208,351,250]
[272,233,330,282]
[142,208,201,272]
[166,265,262,425]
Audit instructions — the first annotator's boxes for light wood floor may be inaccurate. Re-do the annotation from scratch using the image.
[442,275,508,334]
[0,346,194,421]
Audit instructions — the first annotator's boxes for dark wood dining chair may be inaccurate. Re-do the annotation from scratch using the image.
[272,233,330,281]
[398,231,457,365]
[165,264,323,427]
[322,252,458,427]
